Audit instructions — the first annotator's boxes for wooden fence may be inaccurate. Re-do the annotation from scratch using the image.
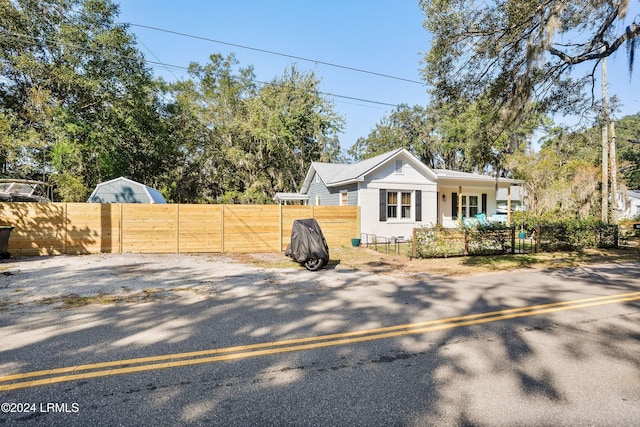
[0,203,360,256]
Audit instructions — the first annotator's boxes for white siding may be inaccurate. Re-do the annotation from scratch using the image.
[358,153,438,238]
[438,185,501,227]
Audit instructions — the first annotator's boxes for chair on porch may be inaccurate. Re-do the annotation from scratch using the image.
[476,212,489,226]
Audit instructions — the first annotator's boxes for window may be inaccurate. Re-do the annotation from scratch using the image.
[340,191,348,206]
[469,195,479,217]
[401,192,411,218]
[461,195,466,218]
[387,191,398,218]
[395,160,404,174]
[456,193,484,219]
[380,190,420,222]
[386,191,412,219]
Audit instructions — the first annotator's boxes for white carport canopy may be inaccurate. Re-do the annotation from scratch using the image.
[273,192,310,205]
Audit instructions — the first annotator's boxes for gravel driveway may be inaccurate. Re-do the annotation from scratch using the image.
[0,253,397,311]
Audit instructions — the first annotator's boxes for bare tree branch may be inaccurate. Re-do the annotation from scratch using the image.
[548,23,640,65]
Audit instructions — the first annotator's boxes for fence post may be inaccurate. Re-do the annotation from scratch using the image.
[511,226,515,254]
[63,203,68,255]
[221,204,225,253]
[412,228,417,258]
[176,204,180,253]
[535,225,541,253]
[464,230,469,255]
[119,203,123,254]
[279,204,283,252]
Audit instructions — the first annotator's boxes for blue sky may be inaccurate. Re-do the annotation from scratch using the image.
[116,1,640,152]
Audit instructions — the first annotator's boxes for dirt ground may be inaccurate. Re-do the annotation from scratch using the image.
[2,244,637,312]
[0,252,424,312]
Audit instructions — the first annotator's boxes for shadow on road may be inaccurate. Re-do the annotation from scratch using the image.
[1,256,639,425]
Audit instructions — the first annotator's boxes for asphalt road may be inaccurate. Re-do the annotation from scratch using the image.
[1,260,640,426]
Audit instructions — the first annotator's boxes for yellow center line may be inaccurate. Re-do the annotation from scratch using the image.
[1,291,639,392]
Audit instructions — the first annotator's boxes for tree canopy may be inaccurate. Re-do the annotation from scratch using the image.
[0,0,344,203]
[420,0,640,125]
[163,55,343,203]
[349,102,543,175]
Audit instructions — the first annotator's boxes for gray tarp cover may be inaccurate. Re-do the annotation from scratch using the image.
[285,218,329,263]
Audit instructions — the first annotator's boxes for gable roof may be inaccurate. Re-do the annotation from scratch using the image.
[301,148,437,192]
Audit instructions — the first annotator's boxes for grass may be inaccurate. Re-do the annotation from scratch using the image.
[237,245,640,277]
[40,288,169,309]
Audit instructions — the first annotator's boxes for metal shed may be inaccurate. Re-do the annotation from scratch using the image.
[87,177,166,204]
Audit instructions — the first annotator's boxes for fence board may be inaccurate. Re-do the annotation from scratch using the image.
[313,206,360,247]
[122,205,178,253]
[178,204,223,253]
[66,203,120,254]
[1,202,359,255]
[224,205,281,252]
[0,202,66,255]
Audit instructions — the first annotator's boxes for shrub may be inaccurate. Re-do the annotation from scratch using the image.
[415,224,465,258]
[414,216,618,259]
[467,223,511,255]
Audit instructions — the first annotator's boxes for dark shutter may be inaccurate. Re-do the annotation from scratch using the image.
[379,189,387,221]
[481,193,487,214]
[452,192,458,219]
[415,190,422,221]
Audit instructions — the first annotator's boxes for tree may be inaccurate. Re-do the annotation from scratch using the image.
[349,101,542,175]
[506,146,600,219]
[615,112,640,188]
[243,66,343,199]
[161,54,256,203]
[2,2,344,204]
[164,55,345,203]
[1,0,171,200]
[420,0,639,125]
[539,112,640,189]
[348,104,436,165]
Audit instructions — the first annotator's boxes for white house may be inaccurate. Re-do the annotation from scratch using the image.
[297,148,522,238]
[496,185,525,213]
[617,190,640,220]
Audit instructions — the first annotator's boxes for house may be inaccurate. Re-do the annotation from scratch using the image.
[617,190,640,220]
[298,148,522,238]
[496,185,525,213]
[87,177,167,204]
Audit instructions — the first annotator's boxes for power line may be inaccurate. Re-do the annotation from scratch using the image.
[1,29,402,108]
[144,59,400,107]
[137,38,181,82]
[126,23,426,86]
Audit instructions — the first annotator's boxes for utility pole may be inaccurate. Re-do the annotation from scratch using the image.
[610,121,618,224]
[601,54,609,224]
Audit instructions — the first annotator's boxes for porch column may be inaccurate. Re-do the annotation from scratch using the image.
[458,186,463,227]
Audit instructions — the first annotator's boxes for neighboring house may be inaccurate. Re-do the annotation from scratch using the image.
[298,148,522,238]
[617,190,640,220]
[87,177,166,204]
[496,185,525,213]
